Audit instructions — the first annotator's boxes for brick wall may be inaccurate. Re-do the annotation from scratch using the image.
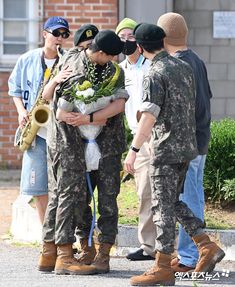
[0,72,22,168]
[44,0,118,46]
[0,0,118,169]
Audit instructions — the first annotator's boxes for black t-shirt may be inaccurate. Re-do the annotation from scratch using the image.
[175,49,212,155]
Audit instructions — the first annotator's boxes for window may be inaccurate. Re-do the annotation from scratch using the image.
[0,0,42,66]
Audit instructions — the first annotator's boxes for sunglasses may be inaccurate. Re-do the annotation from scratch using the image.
[47,29,70,39]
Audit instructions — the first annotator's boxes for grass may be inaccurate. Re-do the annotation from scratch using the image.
[92,179,138,225]
[91,178,234,229]
[113,179,233,229]
[118,180,139,225]
[1,230,40,247]
[11,241,40,248]
[204,213,231,229]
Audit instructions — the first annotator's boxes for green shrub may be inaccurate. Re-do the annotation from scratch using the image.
[221,178,235,202]
[204,118,235,202]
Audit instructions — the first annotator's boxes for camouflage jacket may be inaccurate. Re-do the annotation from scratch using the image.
[48,48,127,159]
[140,50,198,165]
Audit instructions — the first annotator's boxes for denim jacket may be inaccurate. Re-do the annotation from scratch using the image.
[8,48,44,111]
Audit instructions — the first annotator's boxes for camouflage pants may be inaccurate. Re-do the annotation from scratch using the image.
[150,162,204,254]
[76,155,122,245]
[42,147,88,245]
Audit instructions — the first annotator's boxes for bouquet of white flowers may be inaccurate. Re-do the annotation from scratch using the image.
[61,61,124,171]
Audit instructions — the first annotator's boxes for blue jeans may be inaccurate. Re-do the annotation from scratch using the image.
[20,135,48,196]
[177,155,206,267]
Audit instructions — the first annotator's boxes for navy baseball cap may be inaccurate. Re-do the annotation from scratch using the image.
[44,16,70,32]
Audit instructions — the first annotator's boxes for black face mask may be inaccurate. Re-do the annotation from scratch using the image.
[122,40,137,55]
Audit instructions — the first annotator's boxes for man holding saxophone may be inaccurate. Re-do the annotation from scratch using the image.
[8,16,70,224]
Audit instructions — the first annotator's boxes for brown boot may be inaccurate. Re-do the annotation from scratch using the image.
[89,243,112,274]
[193,233,225,273]
[76,238,97,265]
[38,241,57,272]
[171,257,195,273]
[55,244,96,275]
[130,252,175,286]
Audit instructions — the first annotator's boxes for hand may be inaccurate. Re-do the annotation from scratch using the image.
[54,66,73,84]
[18,110,29,128]
[123,150,137,175]
[65,112,89,126]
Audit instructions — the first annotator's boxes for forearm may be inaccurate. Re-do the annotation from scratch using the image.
[42,78,58,101]
[12,97,26,114]
[131,112,156,149]
[60,99,126,126]
[42,66,73,101]
[93,98,125,121]
[56,108,69,122]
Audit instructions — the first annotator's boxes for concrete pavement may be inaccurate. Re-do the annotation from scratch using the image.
[0,239,235,287]
[1,169,235,261]
[0,169,235,286]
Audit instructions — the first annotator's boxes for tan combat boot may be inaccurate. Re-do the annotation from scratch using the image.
[76,238,97,265]
[38,241,57,272]
[193,233,225,273]
[89,243,112,274]
[171,257,195,273]
[130,252,175,286]
[55,244,96,275]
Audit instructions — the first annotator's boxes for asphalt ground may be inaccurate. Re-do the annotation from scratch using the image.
[0,170,235,286]
[0,240,235,287]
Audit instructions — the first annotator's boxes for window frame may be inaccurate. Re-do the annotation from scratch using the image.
[0,0,42,67]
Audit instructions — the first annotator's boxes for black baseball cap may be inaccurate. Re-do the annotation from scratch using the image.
[134,23,165,44]
[92,30,124,56]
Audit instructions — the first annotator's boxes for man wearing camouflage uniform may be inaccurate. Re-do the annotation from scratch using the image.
[157,12,213,273]
[38,30,128,275]
[124,23,225,286]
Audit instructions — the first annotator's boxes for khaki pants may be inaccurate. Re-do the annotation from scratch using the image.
[134,140,156,257]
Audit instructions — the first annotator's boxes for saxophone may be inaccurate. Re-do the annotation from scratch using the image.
[14,46,62,152]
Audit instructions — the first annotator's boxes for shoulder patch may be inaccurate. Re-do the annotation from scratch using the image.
[142,77,151,102]
[143,77,150,91]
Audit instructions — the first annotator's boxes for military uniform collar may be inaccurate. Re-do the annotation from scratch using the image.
[152,50,168,63]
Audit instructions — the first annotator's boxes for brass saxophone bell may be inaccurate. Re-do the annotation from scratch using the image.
[18,104,51,152]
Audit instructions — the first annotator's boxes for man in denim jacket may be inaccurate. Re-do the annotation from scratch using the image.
[8,16,70,224]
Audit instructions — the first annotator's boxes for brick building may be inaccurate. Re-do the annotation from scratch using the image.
[1,0,235,168]
[0,0,120,169]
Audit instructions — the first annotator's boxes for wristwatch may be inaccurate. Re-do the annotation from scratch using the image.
[89,112,94,123]
[130,145,140,153]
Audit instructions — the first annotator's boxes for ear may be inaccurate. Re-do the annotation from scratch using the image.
[137,44,143,54]
[42,30,47,40]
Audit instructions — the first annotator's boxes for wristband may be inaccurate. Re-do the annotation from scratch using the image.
[130,145,140,153]
[89,112,94,123]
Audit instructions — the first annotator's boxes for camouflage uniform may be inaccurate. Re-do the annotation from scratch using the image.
[77,156,122,244]
[43,48,127,245]
[141,50,204,254]
[42,65,89,244]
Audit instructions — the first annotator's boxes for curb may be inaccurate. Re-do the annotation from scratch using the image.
[9,197,235,261]
[115,225,235,261]
[1,170,235,261]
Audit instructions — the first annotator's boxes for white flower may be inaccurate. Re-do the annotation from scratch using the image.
[76,88,95,98]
